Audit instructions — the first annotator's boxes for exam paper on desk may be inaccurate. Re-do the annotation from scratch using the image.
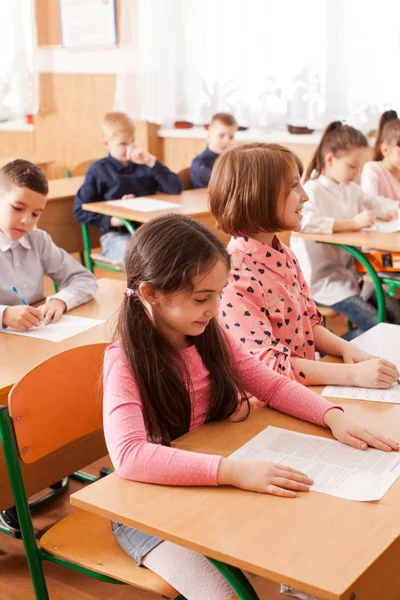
[0,315,105,342]
[105,198,178,212]
[230,426,400,501]
[323,323,400,403]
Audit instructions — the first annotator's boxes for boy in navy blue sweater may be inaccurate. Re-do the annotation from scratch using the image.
[191,113,237,189]
[74,112,182,264]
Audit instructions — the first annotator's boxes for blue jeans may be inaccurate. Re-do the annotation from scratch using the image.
[100,231,131,265]
[321,292,400,341]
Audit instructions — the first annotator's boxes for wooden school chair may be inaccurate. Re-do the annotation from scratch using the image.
[177,167,193,191]
[0,344,182,600]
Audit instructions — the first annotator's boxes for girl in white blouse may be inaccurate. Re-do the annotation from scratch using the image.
[291,121,399,338]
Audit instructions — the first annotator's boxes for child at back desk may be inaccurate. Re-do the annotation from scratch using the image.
[290,121,400,336]
[209,142,399,389]
[73,111,182,265]
[361,109,400,201]
[191,112,238,189]
[0,159,97,534]
[103,213,398,600]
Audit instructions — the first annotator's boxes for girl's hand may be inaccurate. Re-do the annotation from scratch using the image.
[39,299,66,325]
[2,305,42,330]
[350,358,399,388]
[352,209,376,230]
[324,408,400,452]
[121,194,135,200]
[386,209,398,221]
[218,458,313,498]
[342,344,374,364]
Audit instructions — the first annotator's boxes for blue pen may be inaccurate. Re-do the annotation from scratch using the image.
[11,286,43,326]
[11,286,29,305]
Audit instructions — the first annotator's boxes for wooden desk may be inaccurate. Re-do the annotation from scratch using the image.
[38,176,100,253]
[82,189,229,243]
[0,277,124,404]
[292,230,400,322]
[71,393,400,600]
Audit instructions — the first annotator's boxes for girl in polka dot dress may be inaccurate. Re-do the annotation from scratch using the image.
[210,142,399,390]
[103,213,398,600]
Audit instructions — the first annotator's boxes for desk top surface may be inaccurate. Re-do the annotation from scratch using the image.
[82,189,209,222]
[47,176,85,201]
[293,229,400,252]
[71,388,400,600]
[0,278,123,395]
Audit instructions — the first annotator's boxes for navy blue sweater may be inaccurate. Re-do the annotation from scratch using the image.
[190,148,219,189]
[73,155,182,234]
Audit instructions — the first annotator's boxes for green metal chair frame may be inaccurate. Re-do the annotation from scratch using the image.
[81,220,136,274]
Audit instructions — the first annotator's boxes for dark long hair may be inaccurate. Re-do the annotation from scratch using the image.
[373,110,400,161]
[116,214,248,445]
[305,121,368,181]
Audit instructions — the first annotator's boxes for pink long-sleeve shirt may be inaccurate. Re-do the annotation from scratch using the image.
[220,235,323,384]
[103,334,338,487]
[361,161,400,202]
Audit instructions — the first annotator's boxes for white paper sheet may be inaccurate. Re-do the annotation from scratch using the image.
[323,323,400,403]
[230,426,400,501]
[364,216,400,233]
[0,315,104,342]
[105,198,178,212]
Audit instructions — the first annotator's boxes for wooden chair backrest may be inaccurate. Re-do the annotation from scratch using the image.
[9,344,107,464]
[177,167,193,191]
[71,159,96,177]
[276,231,291,246]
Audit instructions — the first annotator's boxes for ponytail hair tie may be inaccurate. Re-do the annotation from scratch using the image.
[124,288,139,298]
[333,120,344,129]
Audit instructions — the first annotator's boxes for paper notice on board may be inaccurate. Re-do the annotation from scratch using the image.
[105,198,178,212]
[230,426,400,501]
[323,323,400,403]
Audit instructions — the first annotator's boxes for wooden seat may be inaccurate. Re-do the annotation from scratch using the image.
[178,167,192,190]
[0,344,181,599]
[90,249,123,269]
[318,306,338,319]
[40,509,177,597]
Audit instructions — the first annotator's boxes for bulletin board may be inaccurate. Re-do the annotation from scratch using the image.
[59,0,117,49]
[35,0,120,48]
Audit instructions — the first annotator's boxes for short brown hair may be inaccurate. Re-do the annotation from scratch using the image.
[0,159,48,195]
[102,111,135,140]
[209,142,303,235]
[210,113,238,128]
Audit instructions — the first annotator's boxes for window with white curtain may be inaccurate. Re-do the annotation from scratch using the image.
[115,0,400,132]
[0,0,38,122]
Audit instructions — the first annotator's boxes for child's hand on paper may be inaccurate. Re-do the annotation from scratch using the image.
[129,148,157,168]
[385,209,398,221]
[352,209,376,230]
[39,299,66,325]
[342,344,374,364]
[350,357,399,388]
[324,408,399,452]
[121,194,135,200]
[3,305,42,330]
[218,458,313,498]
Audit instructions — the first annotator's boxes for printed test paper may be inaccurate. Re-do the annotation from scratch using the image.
[230,426,400,501]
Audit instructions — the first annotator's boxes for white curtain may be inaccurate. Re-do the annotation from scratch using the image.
[0,0,38,121]
[115,0,400,131]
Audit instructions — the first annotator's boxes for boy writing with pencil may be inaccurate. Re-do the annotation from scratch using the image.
[0,159,97,332]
